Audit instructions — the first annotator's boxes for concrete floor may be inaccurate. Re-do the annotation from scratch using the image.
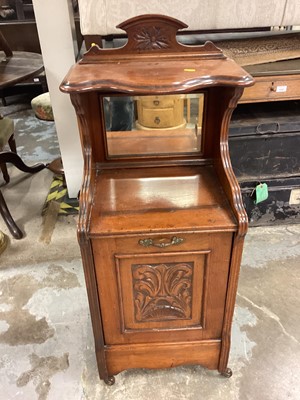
[0,105,300,399]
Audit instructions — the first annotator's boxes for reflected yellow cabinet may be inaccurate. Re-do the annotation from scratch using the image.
[104,93,203,157]
[60,15,254,385]
[136,95,185,129]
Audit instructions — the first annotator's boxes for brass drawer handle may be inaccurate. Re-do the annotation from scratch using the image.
[153,100,160,106]
[270,82,288,93]
[139,236,184,248]
[154,116,161,125]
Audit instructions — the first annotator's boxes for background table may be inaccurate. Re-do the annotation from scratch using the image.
[0,46,45,239]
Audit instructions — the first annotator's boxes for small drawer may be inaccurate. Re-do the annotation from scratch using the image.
[98,231,233,256]
[115,232,209,253]
[139,95,176,108]
[140,107,181,128]
[240,76,300,103]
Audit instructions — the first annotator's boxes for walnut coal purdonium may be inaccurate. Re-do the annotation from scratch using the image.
[60,14,254,385]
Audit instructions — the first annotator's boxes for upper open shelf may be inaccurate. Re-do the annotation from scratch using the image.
[60,15,254,95]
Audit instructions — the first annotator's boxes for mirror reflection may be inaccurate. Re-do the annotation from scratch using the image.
[102,93,204,158]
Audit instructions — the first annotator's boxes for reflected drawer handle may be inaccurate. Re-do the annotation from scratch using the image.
[256,122,280,134]
[154,116,161,125]
[139,236,184,248]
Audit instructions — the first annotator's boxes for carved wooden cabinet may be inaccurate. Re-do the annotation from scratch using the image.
[60,15,254,385]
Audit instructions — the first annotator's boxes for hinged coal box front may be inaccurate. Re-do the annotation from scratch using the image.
[229,100,300,226]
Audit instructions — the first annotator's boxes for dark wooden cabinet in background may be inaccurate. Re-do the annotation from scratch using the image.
[61,14,254,385]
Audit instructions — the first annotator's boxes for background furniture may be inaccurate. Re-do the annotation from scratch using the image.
[0,29,45,104]
[30,92,65,183]
[0,1,81,54]
[61,14,254,385]
[0,115,15,182]
[0,31,45,238]
[0,229,7,253]
[78,0,300,105]
[136,95,186,130]
[0,49,44,101]
[31,92,54,120]
[78,0,300,37]
[0,151,45,238]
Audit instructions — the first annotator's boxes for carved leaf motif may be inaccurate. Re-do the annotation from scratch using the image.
[132,262,193,322]
[133,27,170,50]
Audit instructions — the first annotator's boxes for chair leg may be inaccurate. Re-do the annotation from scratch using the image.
[0,151,45,174]
[0,152,45,239]
[1,133,16,183]
[8,133,17,153]
[0,189,23,239]
[0,163,10,183]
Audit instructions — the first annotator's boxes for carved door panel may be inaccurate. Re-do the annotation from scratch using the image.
[117,252,207,332]
[92,232,232,345]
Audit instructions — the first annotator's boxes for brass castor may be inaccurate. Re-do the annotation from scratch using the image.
[220,368,232,378]
[104,376,115,385]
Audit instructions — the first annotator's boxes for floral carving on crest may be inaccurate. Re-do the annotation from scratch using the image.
[133,27,170,50]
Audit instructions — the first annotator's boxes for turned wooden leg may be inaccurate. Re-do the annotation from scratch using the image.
[0,133,17,183]
[8,134,17,153]
[0,162,10,183]
[0,230,8,254]
[46,158,66,186]
[0,189,23,239]
[0,152,45,240]
[0,151,45,174]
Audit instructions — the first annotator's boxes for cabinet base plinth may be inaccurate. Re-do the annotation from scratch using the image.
[103,340,221,377]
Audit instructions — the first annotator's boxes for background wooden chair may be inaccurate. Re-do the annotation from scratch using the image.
[0,115,16,182]
[0,30,46,239]
[0,114,46,240]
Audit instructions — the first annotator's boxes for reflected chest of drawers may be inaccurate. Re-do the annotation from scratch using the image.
[136,95,185,129]
[61,14,254,385]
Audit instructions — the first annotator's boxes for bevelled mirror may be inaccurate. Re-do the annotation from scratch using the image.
[101,93,204,158]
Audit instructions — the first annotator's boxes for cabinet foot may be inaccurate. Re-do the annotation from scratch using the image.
[104,376,115,386]
[220,368,232,378]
